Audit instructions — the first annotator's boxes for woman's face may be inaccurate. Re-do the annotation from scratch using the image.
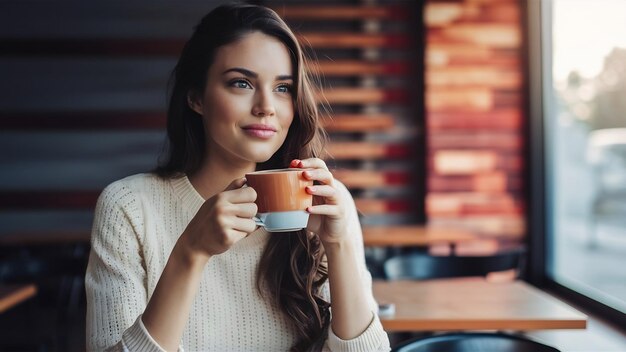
[190,31,295,167]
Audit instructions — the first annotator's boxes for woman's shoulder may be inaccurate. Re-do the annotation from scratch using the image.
[97,173,168,210]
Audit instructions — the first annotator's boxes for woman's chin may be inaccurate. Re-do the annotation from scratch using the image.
[245,151,277,164]
[235,145,283,165]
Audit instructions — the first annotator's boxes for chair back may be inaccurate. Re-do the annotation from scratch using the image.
[384,248,525,280]
[392,332,560,352]
[0,255,87,283]
[0,253,89,351]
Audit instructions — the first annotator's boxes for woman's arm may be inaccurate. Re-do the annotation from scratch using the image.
[325,237,375,339]
[87,177,257,352]
[141,177,257,351]
[140,238,208,351]
[295,158,389,350]
[323,182,390,352]
[86,181,153,351]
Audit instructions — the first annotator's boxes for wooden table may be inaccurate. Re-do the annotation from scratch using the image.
[0,226,476,248]
[362,225,477,247]
[0,284,37,313]
[373,278,587,332]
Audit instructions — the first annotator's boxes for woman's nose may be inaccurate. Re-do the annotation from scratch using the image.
[251,90,276,117]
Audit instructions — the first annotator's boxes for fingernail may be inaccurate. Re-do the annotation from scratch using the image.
[291,159,300,167]
[297,161,304,167]
[306,186,313,193]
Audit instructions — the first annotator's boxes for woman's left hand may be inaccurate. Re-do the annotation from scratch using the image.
[290,158,348,245]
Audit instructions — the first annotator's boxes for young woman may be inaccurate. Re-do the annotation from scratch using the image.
[86,3,390,352]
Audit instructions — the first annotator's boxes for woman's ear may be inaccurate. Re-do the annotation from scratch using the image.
[187,92,203,115]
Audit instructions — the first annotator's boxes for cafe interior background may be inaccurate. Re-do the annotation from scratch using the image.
[1,0,625,351]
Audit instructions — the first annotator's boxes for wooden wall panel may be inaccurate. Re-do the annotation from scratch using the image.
[2,1,528,248]
[276,1,426,227]
[425,0,526,242]
[0,1,426,238]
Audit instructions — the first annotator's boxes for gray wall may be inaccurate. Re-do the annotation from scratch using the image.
[0,1,228,235]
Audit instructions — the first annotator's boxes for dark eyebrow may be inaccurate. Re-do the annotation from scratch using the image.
[223,67,257,78]
[223,67,292,81]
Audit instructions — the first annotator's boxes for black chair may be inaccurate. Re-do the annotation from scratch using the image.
[384,248,525,280]
[391,332,560,352]
[0,251,88,351]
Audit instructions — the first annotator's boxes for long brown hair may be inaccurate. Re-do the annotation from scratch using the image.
[154,3,330,351]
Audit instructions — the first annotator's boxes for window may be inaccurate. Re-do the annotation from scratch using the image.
[543,0,626,314]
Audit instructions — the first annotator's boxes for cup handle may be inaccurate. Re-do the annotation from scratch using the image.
[253,216,264,227]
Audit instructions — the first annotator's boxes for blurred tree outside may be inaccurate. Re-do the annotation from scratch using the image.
[589,47,626,130]
[558,47,626,131]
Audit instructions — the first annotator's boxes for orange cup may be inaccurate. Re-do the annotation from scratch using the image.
[245,168,313,232]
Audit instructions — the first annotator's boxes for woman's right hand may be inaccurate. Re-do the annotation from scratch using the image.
[180,177,258,261]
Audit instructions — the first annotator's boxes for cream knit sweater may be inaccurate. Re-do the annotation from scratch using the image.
[86,173,390,352]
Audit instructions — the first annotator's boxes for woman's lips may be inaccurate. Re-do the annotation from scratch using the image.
[242,125,277,139]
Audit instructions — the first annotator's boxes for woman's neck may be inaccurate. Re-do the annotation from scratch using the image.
[188,152,256,201]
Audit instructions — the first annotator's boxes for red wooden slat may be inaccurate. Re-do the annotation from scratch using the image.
[326,142,412,160]
[0,112,396,132]
[0,33,411,57]
[315,60,410,76]
[301,33,411,49]
[0,189,418,217]
[0,231,91,245]
[275,5,409,20]
[0,191,99,210]
[0,38,185,57]
[354,199,415,214]
[427,109,522,130]
[428,132,523,150]
[0,111,166,130]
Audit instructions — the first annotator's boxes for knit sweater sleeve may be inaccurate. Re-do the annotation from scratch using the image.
[324,181,391,352]
[85,180,167,352]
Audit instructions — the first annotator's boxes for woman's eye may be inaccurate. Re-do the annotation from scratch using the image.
[275,84,292,93]
[230,79,251,89]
